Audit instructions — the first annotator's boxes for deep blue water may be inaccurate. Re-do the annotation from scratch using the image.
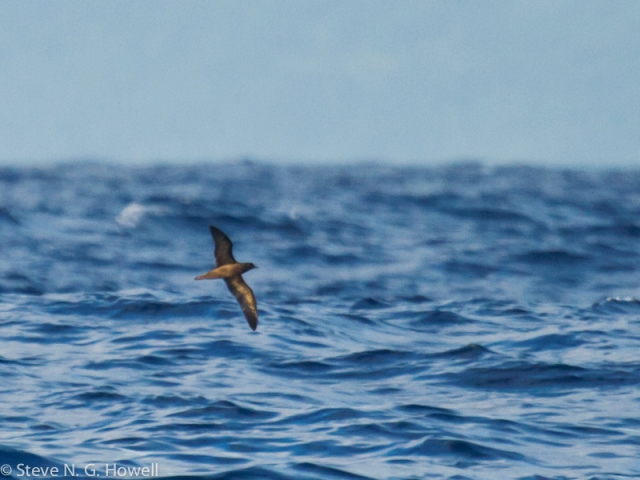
[1,162,639,479]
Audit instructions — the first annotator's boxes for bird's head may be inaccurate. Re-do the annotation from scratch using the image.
[242,262,258,273]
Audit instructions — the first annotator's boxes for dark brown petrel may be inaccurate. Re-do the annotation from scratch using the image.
[195,226,259,330]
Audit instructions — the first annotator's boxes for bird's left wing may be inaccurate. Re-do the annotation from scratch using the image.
[210,225,236,266]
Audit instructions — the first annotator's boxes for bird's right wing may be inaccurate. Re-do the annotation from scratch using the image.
[224,275,258,331]
[210,225,236,266]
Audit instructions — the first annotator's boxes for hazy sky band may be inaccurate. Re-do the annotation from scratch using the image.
[1,1,638,166]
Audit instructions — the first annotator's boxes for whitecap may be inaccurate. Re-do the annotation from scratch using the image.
[116,202,151,228]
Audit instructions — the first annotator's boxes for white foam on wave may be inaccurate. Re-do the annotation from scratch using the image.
[115,202,165,228]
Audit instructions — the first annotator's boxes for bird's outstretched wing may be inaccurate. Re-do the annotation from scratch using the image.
[210,225,236,266]
[224,274,258,331]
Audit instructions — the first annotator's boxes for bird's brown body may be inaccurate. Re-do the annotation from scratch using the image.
[195,262,256,280]
[195,226,259,330]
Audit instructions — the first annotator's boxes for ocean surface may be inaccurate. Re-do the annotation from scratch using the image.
[0,162,639,480]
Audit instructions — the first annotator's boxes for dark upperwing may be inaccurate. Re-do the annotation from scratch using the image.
[210,225,236,266]
[224,275,258,330]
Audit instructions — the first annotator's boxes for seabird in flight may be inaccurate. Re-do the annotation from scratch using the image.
[195,226,259,330]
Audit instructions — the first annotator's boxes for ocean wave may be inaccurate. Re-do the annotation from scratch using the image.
[1,163,640,478]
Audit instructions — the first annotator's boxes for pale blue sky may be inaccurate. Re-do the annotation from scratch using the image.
[1,1,638,166]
